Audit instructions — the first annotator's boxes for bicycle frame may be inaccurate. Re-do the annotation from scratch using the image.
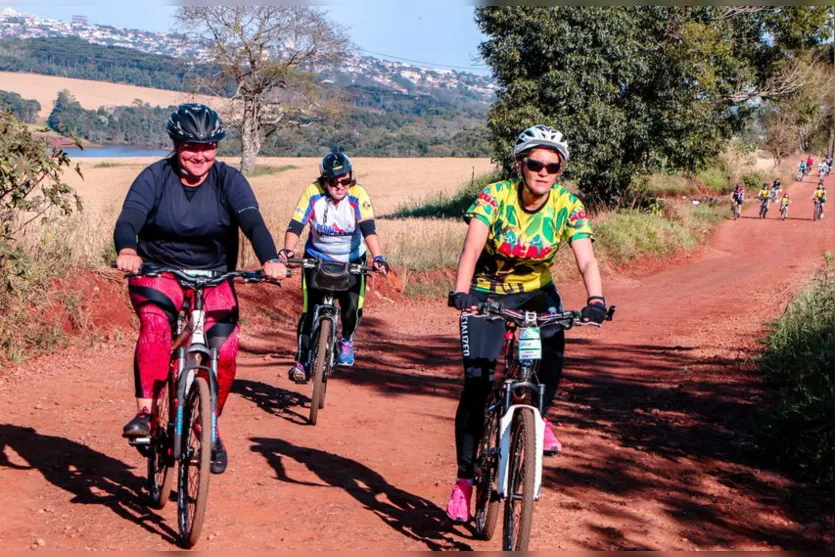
[308,294,340,371]
[171,284,219,461]
[493,317,547,501]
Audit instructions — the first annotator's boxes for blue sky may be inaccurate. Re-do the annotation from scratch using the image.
[5,1,491,74]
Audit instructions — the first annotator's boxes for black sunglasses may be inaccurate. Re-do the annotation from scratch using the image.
[523,158,561,174]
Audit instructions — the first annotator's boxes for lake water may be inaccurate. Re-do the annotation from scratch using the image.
[63,144,171,158]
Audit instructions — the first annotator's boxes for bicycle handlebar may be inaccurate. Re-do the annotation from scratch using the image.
[284,257,376,275]
[448,294,615,329]
[110,262,283,287]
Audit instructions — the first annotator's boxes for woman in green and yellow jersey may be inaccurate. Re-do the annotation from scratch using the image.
[445,125,607,522]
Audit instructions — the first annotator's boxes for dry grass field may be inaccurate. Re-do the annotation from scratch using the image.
[58,156,495,277]
[0,72,221,120]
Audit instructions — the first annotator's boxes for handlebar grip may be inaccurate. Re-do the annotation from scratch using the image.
[606,305,616,321]
[447,291,456,308]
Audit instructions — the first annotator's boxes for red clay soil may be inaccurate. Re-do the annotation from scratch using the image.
[0,173,833,551]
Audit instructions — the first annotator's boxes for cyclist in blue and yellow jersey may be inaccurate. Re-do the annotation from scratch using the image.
[758,184,771,202]
[780,193,791,218]
[279,152,389,382]
[445,125,606,522]
[812,184,827,219]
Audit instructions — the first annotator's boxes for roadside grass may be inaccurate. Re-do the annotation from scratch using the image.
[749,260,834,487]
[93,161,122,168]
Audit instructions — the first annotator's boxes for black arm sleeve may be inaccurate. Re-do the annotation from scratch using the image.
[113,207,147,253]
[237,209,279,264]
[359,219,377,237]
[287,219,305,235]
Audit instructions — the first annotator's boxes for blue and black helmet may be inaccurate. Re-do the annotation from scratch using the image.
[167,103,226,144]
[319,151,353,179]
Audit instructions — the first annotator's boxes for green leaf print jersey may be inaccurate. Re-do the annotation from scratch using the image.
[465,179,592,294]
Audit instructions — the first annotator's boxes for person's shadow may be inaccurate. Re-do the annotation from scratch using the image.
[250,436,472,550]
[232,379,310,425]
[0,424,178,544]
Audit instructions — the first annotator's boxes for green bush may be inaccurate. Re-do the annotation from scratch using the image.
[741,171,766,190]
[751,265,834,487]
[696,166,729,192]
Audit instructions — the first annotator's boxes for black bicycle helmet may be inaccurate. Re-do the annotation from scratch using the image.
[319,152,353,179]
[167,103,226,144]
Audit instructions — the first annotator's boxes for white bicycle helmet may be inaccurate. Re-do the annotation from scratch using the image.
[513,124,570,162]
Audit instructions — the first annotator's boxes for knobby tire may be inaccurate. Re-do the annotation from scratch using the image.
[502,408,537,552]
[147,373,174,510]
[474,400,501,541]
[177,376,211,548]
[309,318,332,425]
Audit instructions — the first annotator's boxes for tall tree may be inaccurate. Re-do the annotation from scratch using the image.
[176,6,349,173]
[475,6,833,207]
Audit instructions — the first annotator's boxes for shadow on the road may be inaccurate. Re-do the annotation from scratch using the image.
[537,340,831,550]
[233,300,832,549]
[0,424,178,545]
[250,436,471,551]
[232,379,309,425]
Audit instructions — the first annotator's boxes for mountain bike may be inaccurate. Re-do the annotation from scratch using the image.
[797,169,804,182]
[115,263,281,547]
[780,204,788,220]
[286,257,375,426]
[730,199,742,220]
[813,199,824,221]
[454,298,615,551]
[759,198,769,219]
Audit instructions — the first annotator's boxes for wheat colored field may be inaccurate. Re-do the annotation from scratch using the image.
[59,156,494,276]
[0,72,220,119]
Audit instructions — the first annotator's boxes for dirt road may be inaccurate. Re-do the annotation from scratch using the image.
[0,173,832,551]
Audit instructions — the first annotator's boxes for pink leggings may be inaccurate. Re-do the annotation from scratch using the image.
[129,274,240,416]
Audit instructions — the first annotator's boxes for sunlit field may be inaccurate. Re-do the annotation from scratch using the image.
[61,156,495,270]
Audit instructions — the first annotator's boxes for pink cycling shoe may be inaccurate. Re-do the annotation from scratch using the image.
[445,478,473,523]
[543,419,563,455]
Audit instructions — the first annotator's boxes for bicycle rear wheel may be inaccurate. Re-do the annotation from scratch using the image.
[473,401,500,540]
[309,318,332,425]
[502,408,537,551]
[177,376,211,548]
[147,373,174,509]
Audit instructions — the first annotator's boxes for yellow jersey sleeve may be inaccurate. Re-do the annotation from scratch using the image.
[350,185,375,221]
[561,194,593,244]
[291,183,320,225]
[465,183,502,228]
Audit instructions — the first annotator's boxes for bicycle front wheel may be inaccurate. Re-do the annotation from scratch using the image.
[177,376,211,548]
[309,318,332,425]
[147,373,174,510]
[503,408,537,552]
[474,401,500,540]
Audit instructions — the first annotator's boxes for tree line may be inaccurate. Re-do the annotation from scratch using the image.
[0,37,210,92]
[0,90,40,123]
[43,87,491,156]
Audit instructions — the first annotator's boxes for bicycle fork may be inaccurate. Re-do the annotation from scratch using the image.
[496,376,546,501]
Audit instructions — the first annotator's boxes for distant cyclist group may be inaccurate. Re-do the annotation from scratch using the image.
[112,103,611,548]
[730,153,830,221]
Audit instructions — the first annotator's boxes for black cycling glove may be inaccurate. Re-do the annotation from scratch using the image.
[581,299,608,323]
[449,291,481,310]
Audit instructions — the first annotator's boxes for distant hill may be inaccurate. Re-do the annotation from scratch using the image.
[0,36,491,156]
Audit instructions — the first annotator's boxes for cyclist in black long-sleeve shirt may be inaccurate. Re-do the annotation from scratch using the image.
[113,103,285,474]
